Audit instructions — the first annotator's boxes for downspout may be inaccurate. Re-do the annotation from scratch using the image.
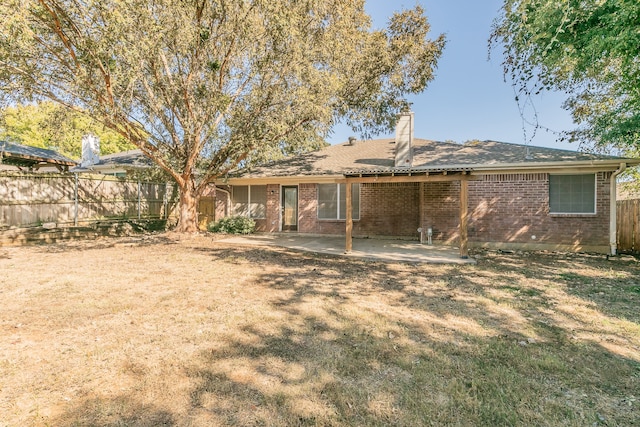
[215,187,232,218]
[610,163,627,256]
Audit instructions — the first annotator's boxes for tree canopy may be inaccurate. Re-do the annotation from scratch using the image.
[491,0,640,151]
[0,0,445,231]
[0,102,135,159]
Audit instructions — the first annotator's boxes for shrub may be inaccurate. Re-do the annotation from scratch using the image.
[208,216,256,234]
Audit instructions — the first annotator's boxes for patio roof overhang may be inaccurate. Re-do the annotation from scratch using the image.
[342,166,475,183]
[344,166,474,176]
[341,166,473,260]
[0,141,77,172]
[0,151,76,171]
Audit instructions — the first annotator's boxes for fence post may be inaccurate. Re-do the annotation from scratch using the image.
[74,173,79,226]
[137,180,141,220]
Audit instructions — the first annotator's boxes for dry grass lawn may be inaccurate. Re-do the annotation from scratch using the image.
[0,233,639,426]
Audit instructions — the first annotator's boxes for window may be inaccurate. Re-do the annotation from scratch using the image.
[232,186,249,216]
[232,185,267,219]
[317,183,360,220]
[549,174,596,214]
[249,185,267,219]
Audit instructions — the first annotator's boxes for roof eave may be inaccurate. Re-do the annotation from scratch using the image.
[468,158,640,173]
[219,158,640,184]
[1,152,76,166]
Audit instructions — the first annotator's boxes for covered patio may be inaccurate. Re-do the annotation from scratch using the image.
[218,234,476,264]
[342,167,476,259]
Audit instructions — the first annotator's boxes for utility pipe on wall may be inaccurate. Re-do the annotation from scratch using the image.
[610,162,627,256]
[215,187,231,218]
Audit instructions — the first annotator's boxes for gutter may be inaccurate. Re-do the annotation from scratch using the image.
[610,162,627,256]
[222,158,640,184]
[214,186,231,220]
[459,158,640,173]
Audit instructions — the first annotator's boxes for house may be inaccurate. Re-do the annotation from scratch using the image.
[213,112,640,256]
[0,140,77,172]
[71,149,154,177]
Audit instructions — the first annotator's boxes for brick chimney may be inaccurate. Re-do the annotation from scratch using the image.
[394,111,414,168]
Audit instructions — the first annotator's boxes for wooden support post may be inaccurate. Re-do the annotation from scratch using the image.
[419,182,425,243]
[345,182,353,253]
[459,178,469,258]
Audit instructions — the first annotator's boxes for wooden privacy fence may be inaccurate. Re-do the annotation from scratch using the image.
[0,172,176,228]
[617,199,640,254]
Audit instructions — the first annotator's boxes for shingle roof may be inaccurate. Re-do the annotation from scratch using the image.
[0,141,77,168]
[239,138,634,178]
[94,149,153,168]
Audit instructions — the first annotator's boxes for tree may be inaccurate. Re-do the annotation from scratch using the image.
[0,101,135,159]
[0,0,445,232]
[491,0,640,151]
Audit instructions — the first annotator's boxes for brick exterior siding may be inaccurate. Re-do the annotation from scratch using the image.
[467,173,610,248]
[298,183,356,235]
[358,183,420,238]
[296,182,422,237]
[422,181,461,244]
[215,172,612,251]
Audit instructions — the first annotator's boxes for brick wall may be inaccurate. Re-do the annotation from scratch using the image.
[265,184,280,232]
[217,172,611,250]
[358,183,420,237]
[422,181,461,244]
[298,183,350,234]
[295,182,421,237]
[468,173,610,248]
[212,185,230,222]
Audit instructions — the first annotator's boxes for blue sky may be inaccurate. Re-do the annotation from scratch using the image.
[328,0,576,150]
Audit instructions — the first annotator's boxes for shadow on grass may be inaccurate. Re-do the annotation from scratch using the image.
[48,243,640,426]
[52,396,174,426]
[185,310,638,426]
[28,233,179,253]
[183,244,640,426]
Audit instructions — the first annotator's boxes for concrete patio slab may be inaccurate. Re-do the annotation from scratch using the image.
[218,234,476,264]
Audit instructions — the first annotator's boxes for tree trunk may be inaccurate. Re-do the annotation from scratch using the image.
[175,182,200,232]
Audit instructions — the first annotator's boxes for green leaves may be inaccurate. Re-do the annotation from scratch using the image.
[0,0,444,230]
[492,0,640,151]
[0,102,135,159]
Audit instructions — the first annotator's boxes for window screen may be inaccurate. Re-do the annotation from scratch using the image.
[318,184,338,219]
[549,174,596,214]
[249,185,267,219]
[232,185,267,218]
[318,183,360,220]
[232,186,249,216]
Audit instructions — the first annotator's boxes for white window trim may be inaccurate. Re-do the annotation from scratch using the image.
[549,173,597,215]
[233,185,267,219]
[317,183,360,221]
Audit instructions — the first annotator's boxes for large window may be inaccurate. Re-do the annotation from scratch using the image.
[549,174,596,214]
[318,183,360,220]
[232,185,267,219]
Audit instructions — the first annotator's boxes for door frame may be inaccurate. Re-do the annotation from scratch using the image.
[281,185,299,232]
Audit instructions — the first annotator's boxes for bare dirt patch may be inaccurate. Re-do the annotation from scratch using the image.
[1,234,639,426]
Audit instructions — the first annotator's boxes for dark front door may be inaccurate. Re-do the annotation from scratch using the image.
[282,186,298,231]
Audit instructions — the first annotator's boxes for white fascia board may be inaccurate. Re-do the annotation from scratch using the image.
[466,159,640,174]
[216,174,346,185]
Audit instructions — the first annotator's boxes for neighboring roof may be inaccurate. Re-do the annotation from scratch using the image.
[0,140,77,170]
[71,149,153,172]
[237,138,640,179]
[95,149,153,168]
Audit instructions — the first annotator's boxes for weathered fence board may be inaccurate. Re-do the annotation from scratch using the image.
[0,172,176,228]
[617,199,639,254]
